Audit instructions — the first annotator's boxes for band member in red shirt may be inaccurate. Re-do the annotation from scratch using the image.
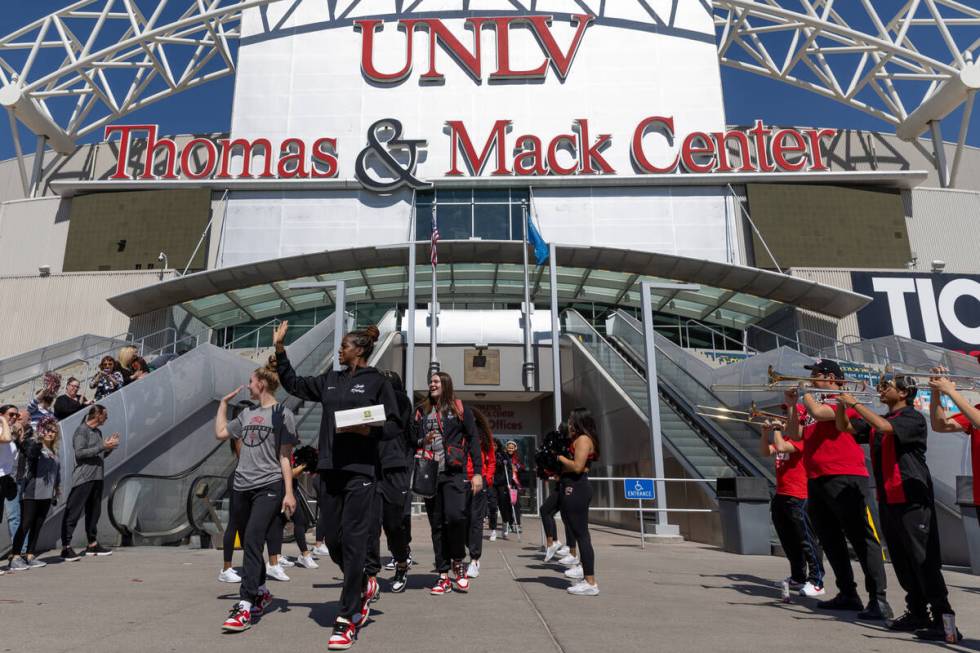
[784,359,891,620]
[837,374,960,642]
[760,420,824,597]
[929,368,980,520]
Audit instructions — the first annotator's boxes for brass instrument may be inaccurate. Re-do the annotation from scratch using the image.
[883,366,980,391]
[711,365,875,397]
[696,402,787,426]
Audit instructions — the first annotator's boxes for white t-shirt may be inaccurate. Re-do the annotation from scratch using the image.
[0,441,17,477]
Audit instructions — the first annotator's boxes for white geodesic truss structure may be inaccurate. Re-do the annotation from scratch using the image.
[0,0,977,194]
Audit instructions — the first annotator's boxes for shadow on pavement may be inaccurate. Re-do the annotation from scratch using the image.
[515,575,570,589]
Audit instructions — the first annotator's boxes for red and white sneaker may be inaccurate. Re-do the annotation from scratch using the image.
[430,576,453,595]
[327,618,356,650]
[252,588,273,615]
[452,562,470,592]
[352,576,379,626]
[222,603,251,632]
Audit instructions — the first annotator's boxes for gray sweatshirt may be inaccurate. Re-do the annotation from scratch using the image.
[71,422,112,487]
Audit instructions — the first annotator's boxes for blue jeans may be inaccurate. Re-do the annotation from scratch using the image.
[5,480,27,554]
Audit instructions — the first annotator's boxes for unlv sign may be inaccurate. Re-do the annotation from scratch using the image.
[356,14,594,84]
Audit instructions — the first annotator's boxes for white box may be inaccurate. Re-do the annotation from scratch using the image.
[335,405,387,429]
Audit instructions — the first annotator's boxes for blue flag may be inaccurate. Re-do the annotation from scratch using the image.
[526,214,549,265]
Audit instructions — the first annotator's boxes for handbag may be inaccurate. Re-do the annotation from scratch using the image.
[411,450,439,498]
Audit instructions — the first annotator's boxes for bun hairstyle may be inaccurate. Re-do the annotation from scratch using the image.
[345,325,381,360]
[254,355,281,394]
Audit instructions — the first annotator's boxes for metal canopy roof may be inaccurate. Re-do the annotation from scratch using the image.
[107,242,871,330]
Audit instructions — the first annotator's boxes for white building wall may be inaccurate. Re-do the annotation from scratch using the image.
[0,197,69,276]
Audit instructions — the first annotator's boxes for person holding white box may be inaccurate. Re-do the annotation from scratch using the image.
[273,322,401,651]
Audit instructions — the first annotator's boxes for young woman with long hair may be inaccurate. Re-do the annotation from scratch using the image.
[464,408,496,578]
[274,321,400,650]
[7,416,60,571]
[557,407,600,596]
[488,438,515,540]
[215,358,298,632]
[416,371,483,595]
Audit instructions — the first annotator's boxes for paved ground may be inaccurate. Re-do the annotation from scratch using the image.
[4,518,980,653]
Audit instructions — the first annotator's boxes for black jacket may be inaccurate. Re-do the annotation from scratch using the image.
[494,449,514,487]
[412,402,482,475]
[276,351,401,479]
[378,389,414,471]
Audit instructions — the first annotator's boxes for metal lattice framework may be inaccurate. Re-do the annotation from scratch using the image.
[0,0,977,191]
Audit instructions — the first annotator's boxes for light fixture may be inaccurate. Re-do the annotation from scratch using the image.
[158,251,169,269]
[38,265,50,277]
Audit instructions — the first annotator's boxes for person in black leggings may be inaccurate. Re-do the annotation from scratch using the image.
[220,439,244,583]
[275,322,401,651]
[557,407,600,596]
[540,479,576,562]
[464,408,495,578]
[216,358,298,633]
[488,440,514,540]
[7,417,60,571]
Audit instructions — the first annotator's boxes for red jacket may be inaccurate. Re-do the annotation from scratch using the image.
[467,442,496,481]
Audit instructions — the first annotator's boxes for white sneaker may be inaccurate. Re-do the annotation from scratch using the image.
[800,581,826,597]
[218,568,242,583]
[557,554,579,566]
[266,563,290,582]
[567,581,599,596]
[27,558,47,569]
[312,543,329,557]
[489,531,498,542]
[544,541,562,562]
[467,560,480,578]
[278,557,295,568]
[564,565,584,580]
[297,555,319,569]
[556,545,570,557]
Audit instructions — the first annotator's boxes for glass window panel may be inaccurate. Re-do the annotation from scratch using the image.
[437,188,472,203]
[415,203,433,241]
[437,204,472,239]
[473,204,510,240]
[511,204,524,241]
[472,188,511,203]
[416,190,435,204]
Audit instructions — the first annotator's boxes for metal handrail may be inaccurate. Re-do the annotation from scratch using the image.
[186,473,232,536]
[222,318,281,350]
[681,319,758,354]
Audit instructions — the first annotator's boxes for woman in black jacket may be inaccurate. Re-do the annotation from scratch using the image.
[274,321,401,651]
[488,439,515,540]
[415,371,483,595]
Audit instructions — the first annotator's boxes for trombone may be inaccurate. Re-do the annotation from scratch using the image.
[766,366,870,392]
[696,402,787,426]
[883,366,980,391]
[711,365,876,397]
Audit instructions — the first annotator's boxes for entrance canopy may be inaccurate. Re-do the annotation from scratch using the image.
[108,242,870,330]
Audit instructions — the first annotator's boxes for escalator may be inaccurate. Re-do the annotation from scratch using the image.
[109,311,401,547]
[561,310,771,543]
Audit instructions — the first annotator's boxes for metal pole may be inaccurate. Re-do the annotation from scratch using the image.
[406,242,417,399]
[6,108,30,197]
[929,120,950,188]
[334,280,346,372]
[429,276,439,376]
[549,243,561,428]
[29,134,45,197]
[521,200,534,390]
[640,281,697,536]
[639,498,645,550]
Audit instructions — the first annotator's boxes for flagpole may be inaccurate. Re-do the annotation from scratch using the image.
[429,198,439,376]
[521,199,535,390]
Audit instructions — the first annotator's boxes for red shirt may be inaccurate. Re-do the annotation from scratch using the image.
[953,409,980,505]
[774,438,807,499]
[798,402,869,479]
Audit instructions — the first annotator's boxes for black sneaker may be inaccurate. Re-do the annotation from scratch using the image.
[887,611,930,632]
[61,547,81,562]
[915,622,963,643]
[86,544,113,557]
[816,593,863,611]
[383,557,397,571]
[857,600,893,621]
[391,565,408,593]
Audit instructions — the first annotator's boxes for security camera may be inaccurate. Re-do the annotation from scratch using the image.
[931,260,946,273]
[38,265,50,277]
[157,252,166,262]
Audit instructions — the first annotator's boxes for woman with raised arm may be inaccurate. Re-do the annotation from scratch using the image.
[215,358,297,634]
[273,321,401,651]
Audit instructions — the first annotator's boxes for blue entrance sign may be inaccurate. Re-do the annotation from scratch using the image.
[624,478,655,500]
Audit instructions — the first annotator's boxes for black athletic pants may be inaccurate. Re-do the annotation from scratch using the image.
[223,473,243,564]
[807,475,887,603]
[60,479,103,547]
[771,494,824,585]
[465,485,488,560]
[365,467,412,575]
[230,481,284,603]
[425,472,467,573]
[541,485,577,548]
[559,473,594,576]
[881,501,952,617]
[12,498,51,557]
[487,484,513,530]
[319,471,376,619]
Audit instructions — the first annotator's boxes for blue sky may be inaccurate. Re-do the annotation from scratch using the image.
[0,2,977,161]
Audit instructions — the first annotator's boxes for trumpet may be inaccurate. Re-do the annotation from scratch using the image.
[883,366,980,391]
[696,402,787,426]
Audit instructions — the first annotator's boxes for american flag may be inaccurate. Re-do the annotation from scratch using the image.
[430,212,439,268]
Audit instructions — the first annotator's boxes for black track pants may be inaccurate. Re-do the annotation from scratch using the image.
[60,480,103,547]
[881,501,952,617]
[229,481,283,603]
[807,475,887,603]
[771,494,824,585]
[425,472,467,573]
[559,473,595,576]
[465,486,488,560]
[319,471,376,619]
